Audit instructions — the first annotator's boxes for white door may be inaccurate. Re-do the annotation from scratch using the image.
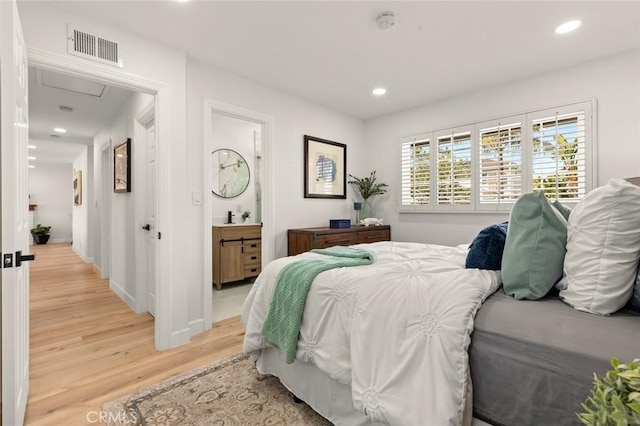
[1,1,31,424]
[145,123,157,316]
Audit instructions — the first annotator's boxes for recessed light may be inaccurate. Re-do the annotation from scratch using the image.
[372,87,387,96]
[28,145,37,149]
[555,20,581,34]
[53,127,67,133]
[28,165,35,169]
[28,156,36,160]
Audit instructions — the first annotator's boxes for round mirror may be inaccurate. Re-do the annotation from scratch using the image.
[211,149,250,198]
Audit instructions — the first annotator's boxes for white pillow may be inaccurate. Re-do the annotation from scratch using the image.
[559,179,640,315]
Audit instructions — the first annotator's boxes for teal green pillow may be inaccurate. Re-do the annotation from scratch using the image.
[502,192,568,300]
[553,200,571,220]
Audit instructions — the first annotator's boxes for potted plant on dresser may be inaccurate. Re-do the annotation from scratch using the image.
[348,170,388,220]
[31,224,51,245]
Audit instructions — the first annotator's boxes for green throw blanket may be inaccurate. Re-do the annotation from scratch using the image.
[261,246,376,363]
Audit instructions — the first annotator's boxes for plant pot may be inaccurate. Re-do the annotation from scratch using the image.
[33,234,50,245]
[360,200,371,220]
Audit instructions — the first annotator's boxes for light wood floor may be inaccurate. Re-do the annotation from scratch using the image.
[25,243,244,425]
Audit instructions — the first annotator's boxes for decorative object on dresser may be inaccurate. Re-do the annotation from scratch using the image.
[287,225,390,256]
[348,170,388,219]
[303,135,347,199]
[212,224,262,289]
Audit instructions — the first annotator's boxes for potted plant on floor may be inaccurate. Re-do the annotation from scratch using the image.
[31,224,51,245]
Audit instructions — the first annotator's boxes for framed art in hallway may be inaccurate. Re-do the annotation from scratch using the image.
[304,135,347,199]
[114,138,131,193]
[73,170,82,205]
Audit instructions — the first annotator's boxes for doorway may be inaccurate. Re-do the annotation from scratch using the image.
[202,98,274,330]
[28,49,170,349]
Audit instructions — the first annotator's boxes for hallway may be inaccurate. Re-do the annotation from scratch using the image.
[26,243,244,425]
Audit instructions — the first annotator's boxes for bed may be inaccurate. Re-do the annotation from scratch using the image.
[241,240,640,425]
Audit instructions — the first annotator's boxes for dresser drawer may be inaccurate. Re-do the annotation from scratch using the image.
[244,263,261,278]
[244,241,261,254]
[316,233,359,249]
[357,229,390,244]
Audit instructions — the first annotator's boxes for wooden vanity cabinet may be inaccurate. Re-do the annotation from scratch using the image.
[212,225,262,289]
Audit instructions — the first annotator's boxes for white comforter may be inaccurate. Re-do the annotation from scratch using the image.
[242,241,501,425]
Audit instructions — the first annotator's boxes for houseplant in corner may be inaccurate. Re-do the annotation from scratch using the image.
[578,357,640,425]
[348,170,388,220]
[31,224,51,245]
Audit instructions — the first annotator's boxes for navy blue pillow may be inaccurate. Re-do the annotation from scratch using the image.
[465,222,509,270]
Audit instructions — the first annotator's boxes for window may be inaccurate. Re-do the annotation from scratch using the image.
[400,137,430,205]
[478,121,522,205]
[399,100,594,212]
[436,131,471,206]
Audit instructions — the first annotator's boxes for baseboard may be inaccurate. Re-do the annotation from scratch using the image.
[109,280,136,310]
[92,263,102,275]
[50,238,72,244]
[169,327,191,349]
[188,319,204,336]
[71,245,93,264]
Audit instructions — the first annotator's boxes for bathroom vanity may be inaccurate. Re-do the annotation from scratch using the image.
[212,224,262,289]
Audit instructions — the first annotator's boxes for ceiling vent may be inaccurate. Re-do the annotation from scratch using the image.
[67,24,123,68]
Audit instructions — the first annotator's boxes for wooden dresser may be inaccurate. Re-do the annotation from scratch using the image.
[212,224,262,289]
[287,225,391,256]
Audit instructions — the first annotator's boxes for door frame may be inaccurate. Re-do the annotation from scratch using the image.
[134,102,155,314]
[202,98,274,330]
[28,47,172,350]
[99,139,112,280]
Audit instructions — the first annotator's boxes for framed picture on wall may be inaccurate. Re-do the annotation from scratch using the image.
[304,135,347,199]
[73,170,82,205]
[114,138,131,193]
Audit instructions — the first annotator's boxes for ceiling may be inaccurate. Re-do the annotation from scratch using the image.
[28,66,134,165]
[47,0,640,120]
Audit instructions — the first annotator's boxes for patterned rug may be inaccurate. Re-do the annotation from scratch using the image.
[102,354,331,425]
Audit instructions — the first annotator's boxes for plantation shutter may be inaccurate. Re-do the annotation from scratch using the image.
[531,104,589,200]
[436,131,472,206]
[478,119,523,208]
[400,138,430,207]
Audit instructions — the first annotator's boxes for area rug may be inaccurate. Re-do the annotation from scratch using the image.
[102,354,330,425]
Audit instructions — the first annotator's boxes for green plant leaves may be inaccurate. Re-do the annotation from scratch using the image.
[578,358,640,425]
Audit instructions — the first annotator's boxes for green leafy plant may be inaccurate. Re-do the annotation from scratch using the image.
[348,171,388,201]
[30,224,51,236]
[241,210,251,220]
[578,358,640,426]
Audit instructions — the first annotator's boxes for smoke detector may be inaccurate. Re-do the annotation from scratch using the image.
[376,11,396,29]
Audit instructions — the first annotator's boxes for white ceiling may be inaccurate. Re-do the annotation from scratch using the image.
[28,66,134,164]
[49,0,640,120]
[28,139,86,166]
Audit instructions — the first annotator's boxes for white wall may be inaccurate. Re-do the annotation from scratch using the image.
[364,49,640,246]
[93,91,154,308]
[28,162,73,243]
[187,59,366,331]
[211,114,259,224]
[71,146,90,260]
[19,1,190,347]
